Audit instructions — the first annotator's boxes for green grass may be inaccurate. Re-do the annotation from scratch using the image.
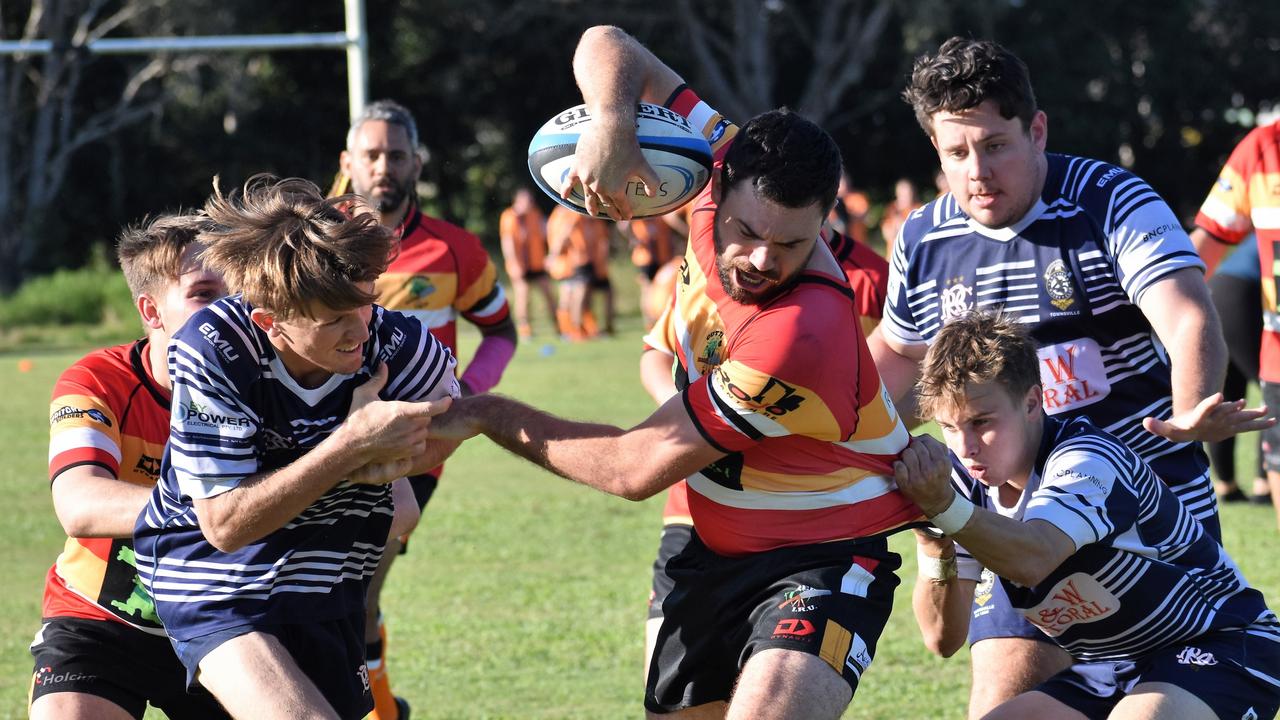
[1,311,1275,719]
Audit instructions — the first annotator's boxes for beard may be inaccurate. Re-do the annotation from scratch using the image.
[712,217,808,305]
[357,175,413,213]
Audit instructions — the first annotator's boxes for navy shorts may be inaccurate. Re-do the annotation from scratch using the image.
[645,529,901,713]
[30,617,227,719]
[171,610,372,720]
[968,569,1048,644]
[1037,629,1280,719]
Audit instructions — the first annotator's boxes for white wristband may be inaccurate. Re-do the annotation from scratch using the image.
[928,493,974,535]
[916,545,957,582]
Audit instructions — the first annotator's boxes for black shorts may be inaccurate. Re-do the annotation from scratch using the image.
[647,523,693,620]
[171,610,371,720]
[645,530,901,713]
[29,617,227,719]
[589,276,612,290]
[1264,382,1280,474]
[638,261,662,282]
[522,269,549,281]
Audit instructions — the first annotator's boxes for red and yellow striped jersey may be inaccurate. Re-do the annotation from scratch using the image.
[44,340,168,633]
[1195,120,1280,383]
[376,206,510,354]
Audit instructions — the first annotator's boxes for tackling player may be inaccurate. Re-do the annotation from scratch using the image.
[30,214,229,719]
[869,36,1273,716]
[337,99,517,720]
[431,26,921,718]
[897,311,1280,720]
[133,176,461,720]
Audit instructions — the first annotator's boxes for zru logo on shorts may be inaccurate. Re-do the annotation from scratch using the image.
[1175,646,1218,666]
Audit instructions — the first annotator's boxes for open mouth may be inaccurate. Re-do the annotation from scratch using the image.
[733,267,777,292]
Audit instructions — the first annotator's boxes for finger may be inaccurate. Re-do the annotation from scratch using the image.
[1142,416,1180,440]
[355,363,389,400]
[636,162,662,199]
[559,172,582,202]
[1191,392,1224,420]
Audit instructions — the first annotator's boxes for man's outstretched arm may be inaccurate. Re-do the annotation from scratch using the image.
[435,391,722,501]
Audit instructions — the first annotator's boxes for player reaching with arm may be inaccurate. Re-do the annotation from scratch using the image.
[30,215,230,720]
[132,176,462,720]
[866,36,1273,716]
[898,311,1280,720]
[431,25,922,719]
[338,99,518,720]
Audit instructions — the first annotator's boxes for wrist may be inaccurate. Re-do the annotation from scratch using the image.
[916,544,958,584]
[928,493,975,535]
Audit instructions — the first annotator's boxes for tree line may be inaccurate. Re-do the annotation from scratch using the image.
[2,0,1276,291]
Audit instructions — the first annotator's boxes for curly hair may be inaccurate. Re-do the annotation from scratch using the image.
[117,213,211,300]
[917,311,1040,419]
[198,174,393,319]
[720,109,842,212]
[902,37,1037,137]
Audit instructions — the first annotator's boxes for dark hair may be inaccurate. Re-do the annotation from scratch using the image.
[199,174,393,319]
[117,213,211,300]
[917,310,1040,418]
[903,37,1037,136]
[720,109,842,212]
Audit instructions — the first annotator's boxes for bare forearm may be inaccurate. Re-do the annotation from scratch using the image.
[574,26,651,115]
[951,513,1071,588]
[912,576,974,657]
[1167,311,1227,416]
[52,473,153,538]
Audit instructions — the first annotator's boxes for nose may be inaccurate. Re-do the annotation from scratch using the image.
[966,150,991,182]
[747,244,775,272]
[959,429,980,459]
[371,152,389,175]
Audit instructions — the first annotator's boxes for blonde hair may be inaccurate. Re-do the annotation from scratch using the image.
[116,213,209,300]
[199,175,393,319]
[917,311,1040,418]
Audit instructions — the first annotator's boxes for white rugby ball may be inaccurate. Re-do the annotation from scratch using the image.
[527,102,713,219]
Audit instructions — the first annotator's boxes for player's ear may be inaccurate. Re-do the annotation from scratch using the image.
[339,149,353,177]
[1024,385,1042,417]
[1029,111,1048,151]
[137,294,164,331]
[249,307,278,336]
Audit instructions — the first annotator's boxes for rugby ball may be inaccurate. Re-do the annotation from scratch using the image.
[528,102,713,219]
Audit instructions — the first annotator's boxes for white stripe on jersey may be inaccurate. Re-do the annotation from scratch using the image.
[48,427,120,465]
[401,307,455,330]
[686,471,897,511]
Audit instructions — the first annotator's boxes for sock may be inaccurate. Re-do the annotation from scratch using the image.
[366,620,398,720]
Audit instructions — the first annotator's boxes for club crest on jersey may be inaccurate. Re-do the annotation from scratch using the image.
[405,276,435,299]
[940,279,973,321]
[1043,259,1075,310]
[1175,646,1218,666]
[697,330,724,371]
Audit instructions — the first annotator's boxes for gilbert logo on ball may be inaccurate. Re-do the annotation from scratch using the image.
[528,103,713,219]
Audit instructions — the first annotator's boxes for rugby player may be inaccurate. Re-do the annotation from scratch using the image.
[1190,118,1280,529]
[31,214,229,719]
[431,25,921,718]
[897,311,1280,720]
[133,176,462,720]
[338,99,517,720]
[499,187,558,338]
[868,36,1272,715]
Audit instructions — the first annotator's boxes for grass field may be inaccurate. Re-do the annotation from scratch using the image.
[1,305,1276,719]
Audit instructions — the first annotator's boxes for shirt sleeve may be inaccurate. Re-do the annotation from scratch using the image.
[166,319,262,500]
[1194,127,1262,245]
[451,231,511,328]
[375,307,461,403]
[48,358,123,482]
[1084,168,1205,304]
[1023,445,1126,551]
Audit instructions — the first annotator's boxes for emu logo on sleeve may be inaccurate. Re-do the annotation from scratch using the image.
[1023,574,1118,638]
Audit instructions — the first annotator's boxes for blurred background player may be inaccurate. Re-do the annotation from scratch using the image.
[619,210,687,328]
[547,203,611,340]
[1201,234,1267,504]
[499,187,557,338]
[31,214,229,719]
[877,177,922,257]
[337,100,517,720]
[826,170,871,246]
[1192,117,1280,528]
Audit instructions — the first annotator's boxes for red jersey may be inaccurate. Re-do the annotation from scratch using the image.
[44,340,168,633]
[645,88,920,556]
[376,206,510,354]
[1195,121,1280,382]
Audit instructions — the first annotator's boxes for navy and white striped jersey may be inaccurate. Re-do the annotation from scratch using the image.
[953,416,1279,672]
[134,296,458,641]
[883,153,1215,525]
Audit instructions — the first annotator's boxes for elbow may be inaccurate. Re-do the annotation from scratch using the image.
[926,634,965,659]
[581,25,626,46]
[201,525,249,554]
[1005,565,1050,589]
[53,507,95,539]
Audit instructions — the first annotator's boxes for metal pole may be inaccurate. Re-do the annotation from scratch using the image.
[345,0,369,124]
[0,33,350,55]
